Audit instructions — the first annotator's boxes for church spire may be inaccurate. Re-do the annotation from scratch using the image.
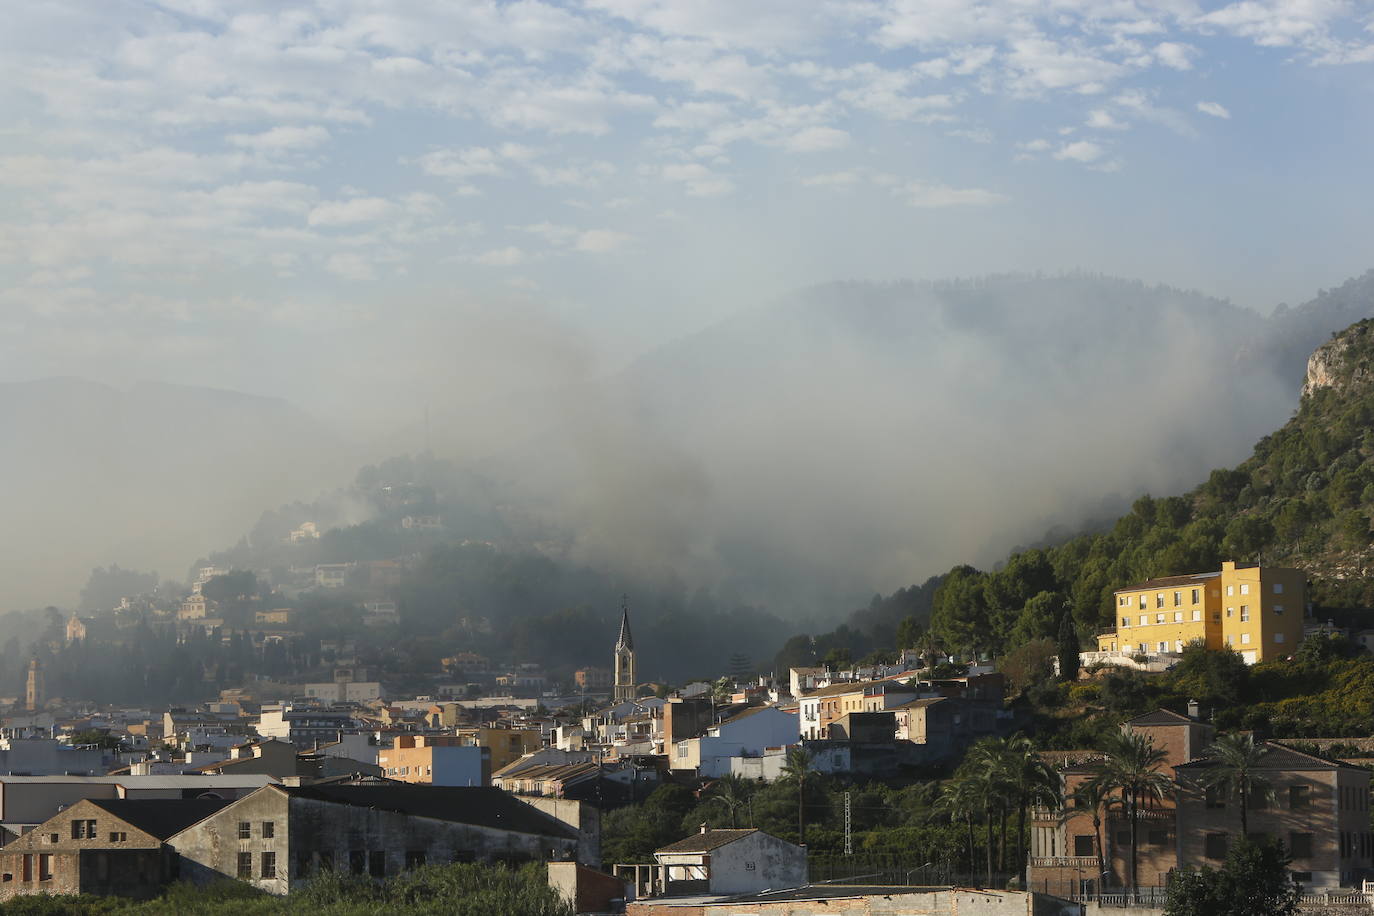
[613,594,637,702]
[616,594,634,651]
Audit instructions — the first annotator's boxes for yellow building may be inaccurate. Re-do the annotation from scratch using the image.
[454,726,543,772]
[1097,562,1305,664]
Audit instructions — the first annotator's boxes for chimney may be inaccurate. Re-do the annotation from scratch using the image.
[699,823,709,834]
[1187,699,1200,720]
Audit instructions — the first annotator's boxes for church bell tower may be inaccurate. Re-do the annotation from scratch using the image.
[613,596,636,703]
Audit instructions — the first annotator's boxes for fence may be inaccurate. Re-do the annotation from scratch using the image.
[807,853,1013,889]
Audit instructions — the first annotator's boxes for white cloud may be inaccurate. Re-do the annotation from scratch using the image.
[661,162,734,196]
[1197,100,1231,119]
[1054,140,1105,163]
[1154,42,1197,70]
[895,181,1007,208]
[325,252,375,281]
[228,125,331,151]
[307,197,393,227]
[575,229,630,252]
[802,170,863,187]
[785,125,851,152]
[1086,109,1128,130]
[475,246,527,266]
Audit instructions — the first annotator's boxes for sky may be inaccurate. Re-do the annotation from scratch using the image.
[3,0,1374,421]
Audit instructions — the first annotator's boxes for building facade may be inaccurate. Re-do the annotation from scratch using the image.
[1096,562,1305,664]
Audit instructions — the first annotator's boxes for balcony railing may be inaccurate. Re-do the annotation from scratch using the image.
[1029,856,1099,868]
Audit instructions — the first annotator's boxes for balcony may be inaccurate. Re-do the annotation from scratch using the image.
[1030,856,1099,868]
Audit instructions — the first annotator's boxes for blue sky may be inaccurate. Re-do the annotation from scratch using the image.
[3,0,1373,417]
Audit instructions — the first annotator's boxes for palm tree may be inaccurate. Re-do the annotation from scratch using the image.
[1197,732,1274,837]
[936,773,983,876]
[706,774,753,828]
[781,746,815,845]
[1063,775,1118,895]
[965,739,1014,885]
[1093,731,1172,902]
[1005,734,1061,873]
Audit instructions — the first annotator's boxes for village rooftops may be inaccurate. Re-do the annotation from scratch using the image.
[799,676,915,699]
[656,828,760,854]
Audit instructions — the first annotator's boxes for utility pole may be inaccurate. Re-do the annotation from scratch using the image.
[844,791,852,855]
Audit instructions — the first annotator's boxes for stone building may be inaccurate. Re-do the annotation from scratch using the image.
[0,797,230,901]
[1175,742,1372,888]
[618,827,807,900]
[170,784,587,894]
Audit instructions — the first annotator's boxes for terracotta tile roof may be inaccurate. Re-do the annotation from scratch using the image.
[1115,572,1220,593]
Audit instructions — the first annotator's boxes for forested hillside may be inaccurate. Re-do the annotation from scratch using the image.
[922,315,1374,658]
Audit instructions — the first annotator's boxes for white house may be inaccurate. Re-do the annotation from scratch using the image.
[672,706,800,778]
[653,828,807,896]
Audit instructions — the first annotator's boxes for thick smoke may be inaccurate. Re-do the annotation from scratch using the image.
[3,272,1367,619]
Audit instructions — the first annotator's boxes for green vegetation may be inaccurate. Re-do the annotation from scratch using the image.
[1164,837,1300,916]
[0,863,571,915]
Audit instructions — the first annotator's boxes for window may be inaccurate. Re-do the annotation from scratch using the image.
[1074,835,1094,856]
[71,820,97,840]
[1148,829,1169,847]
[1205,833,1229,860]
[1158,642,1168,652]
[1174,612,1184,622]
[237,852,253,879]
[1274,583,1284,594]
[1275,633,1286,644]
[1225,634,1234,646]
[405,851,427,869]
[1274,604,1284,614]
[21,854,31,883]
[1206,786,1227,809]
[1122,617,1130,627]
[262,821,275,839]
[1226,607,1234,617]
[1192,588,1200,604]
[1192,610,1202,622]
[1290,785,1311,808]
[109,832,126,842]
[38,855,51,882]
[1240,605,1250,621]
[349,851,366,875]
[1139,596,1146,610]
[1119,596,1127,606]
[1156,594,1165,608]
[1156,613,1165,624]
[369,851,386,878]
[1174,591,1182,606]
[1241,633,1251,645]
[1139,614,1148,626]
[238,821,251,839]
[1241,583,1250,595]
[261,852,276,879]
[1227,585,1235,596]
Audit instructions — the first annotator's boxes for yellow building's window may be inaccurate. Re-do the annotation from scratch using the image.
[1241,634,1251,645]
[1122,617,1131,627]
[1240,606,1250,622]
[1192,610,1202,621]
[1156,613,1165,624]
[1241,584,1250,595]
[1227,585,1235,596]
[1173,591,1182,606]
[1191,589,1200,604]
[1139,615,1148,626]
[1174,612,1184,623]
[1156,593,1165,608]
